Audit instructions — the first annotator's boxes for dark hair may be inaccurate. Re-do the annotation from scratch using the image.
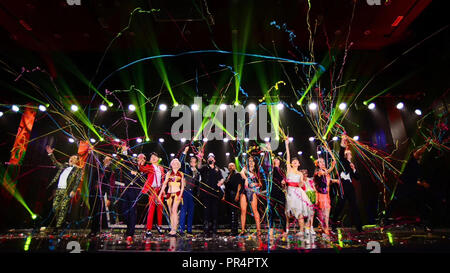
[291,157,300,163]
[150,152,159,158]
[190,156,198,162]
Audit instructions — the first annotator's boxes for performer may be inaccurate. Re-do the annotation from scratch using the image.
[397,140,433,230]
[332,135,363,232]
[313,153,337,237]
[179,146,200,236]
[45,145,82,232]
[284,139,312,237]
[89,155,115,236]
[117,143,141,244]
[159,158,185,236]
[139,152,165,238]
[301,169,316,236]
[224,162,244,235]
[198,153,224,236]
[239,156,262,236]
[268,156,286,237]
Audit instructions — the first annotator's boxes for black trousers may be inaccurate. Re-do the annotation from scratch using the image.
[268,194,286,231]
[332,180,362,229]
[122,188,140,237]
[90,191,108,234]
[225,190,239,233]
[203,195,219,233]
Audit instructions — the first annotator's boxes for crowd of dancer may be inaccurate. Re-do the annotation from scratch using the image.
[44,134,366,243]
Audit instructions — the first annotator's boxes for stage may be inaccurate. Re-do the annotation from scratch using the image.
[2,225,450,253]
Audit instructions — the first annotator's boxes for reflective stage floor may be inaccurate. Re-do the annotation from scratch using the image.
[1,225,450,253]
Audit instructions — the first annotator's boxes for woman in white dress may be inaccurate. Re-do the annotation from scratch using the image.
[284,138,313,236]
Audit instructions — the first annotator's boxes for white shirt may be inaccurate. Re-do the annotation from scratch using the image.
[58,167,73,189]
[340,171,352,182]
[152,164,162,188]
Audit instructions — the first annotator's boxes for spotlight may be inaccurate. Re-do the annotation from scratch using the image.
[108,102,114,107]
[248,103,256,111]
[12,105,20,112]
[114,138,120,142]
[396,102,404,110]
[180,137,186,143]
[298,151,303,155]
[70,105,78,112]
[309,137,315,142]
[225,152,230,156]
[260,152,264,156]
[99,104,107,112]
[368,103,376,110]
[317,151,322,155]
[278,152,283,156]
[158,138,164,143]
[112,154,117,158]
[170,153,175,157]
[308,102,317,111]
[338,102,347,111]
[136,138,142,143]
[68,138,75,143]
[415,109,422,116]
[38,105,47,112]
[191,104,199,111]
[264,137,270,142]
[288,137,294,142]
[145,137,150,142]
[244,138,249,143]
[234,101,239,106]
[242,153,247,156]
[132,154,137,157]
[189,153,194,157]
[332,136,339,141]
[128,104,136,111]
[202,137,208,142]
[159,104,167,111]
[277,102,284,110]
[353,136,359,141]
[223,138,229,143]
[220,104,227,110]
[31,214,37,220]
[0,112,3,117]
[90,138,96,143]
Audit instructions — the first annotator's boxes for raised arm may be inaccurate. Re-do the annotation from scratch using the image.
[285,139,291,172]
[46,146,63,169]
[180,146,188,172]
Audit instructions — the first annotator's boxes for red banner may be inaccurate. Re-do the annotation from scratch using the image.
[9,105,37,165]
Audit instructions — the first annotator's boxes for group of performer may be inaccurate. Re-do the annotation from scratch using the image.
[44,134,365,242]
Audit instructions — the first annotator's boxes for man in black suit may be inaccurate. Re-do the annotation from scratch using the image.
[332,135,363,232]
[224,162,243,235]
[116,143,141,243]
[89,155,116,236]
[198,153,224,236]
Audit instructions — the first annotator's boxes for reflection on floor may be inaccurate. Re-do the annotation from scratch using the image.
[1,225,450,253]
